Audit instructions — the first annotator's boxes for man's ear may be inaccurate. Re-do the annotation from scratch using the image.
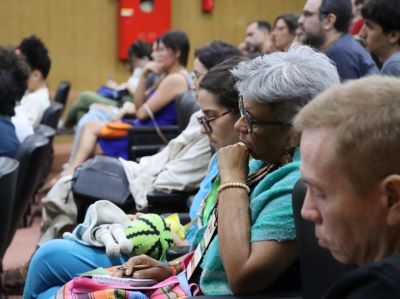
[380,175,400,226]
[388,31,400,46]
[31,69,43,80]
[322,13,336,31]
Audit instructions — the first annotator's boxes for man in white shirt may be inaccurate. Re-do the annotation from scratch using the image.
[15,35,51,128]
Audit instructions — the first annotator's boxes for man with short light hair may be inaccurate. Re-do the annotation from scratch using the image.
[360,0,400,76]
[241,20,273,56]
[294,75,400,297]
[297,0,378,81]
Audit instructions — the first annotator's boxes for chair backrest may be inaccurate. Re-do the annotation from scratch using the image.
[40,102,64,130]
[0,157,19,270]
[7,134,50,246]
[54,80,71,107]
[175,91,199,132]
[292,179,350,299]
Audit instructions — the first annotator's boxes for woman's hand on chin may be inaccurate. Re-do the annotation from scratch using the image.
[217,142,250,184]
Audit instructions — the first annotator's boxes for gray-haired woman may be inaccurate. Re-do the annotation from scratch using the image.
[115,45,340,295]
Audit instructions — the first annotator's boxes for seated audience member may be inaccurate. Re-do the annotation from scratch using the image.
[239,20,274,57]
[272,13,300,51]
[297,0,378,81]
[39,40,241,244]
[14,35,51,128]
[24,55,244,299]
[350,0,365,37]
[0,47,30,157]
[359,0,400,76]
[64,40,152,165]
[59,30,190,176]
[0,41,241,296]
[64,40,152,129]
[23,45,340,298]
[294,76,400,298]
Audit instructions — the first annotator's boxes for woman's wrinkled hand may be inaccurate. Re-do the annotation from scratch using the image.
[112,255,171,282]
[217,142,250,184]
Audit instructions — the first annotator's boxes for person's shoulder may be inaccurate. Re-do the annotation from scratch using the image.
[381,52,400,76]
[324,254,400,298]
[162,71,189,85]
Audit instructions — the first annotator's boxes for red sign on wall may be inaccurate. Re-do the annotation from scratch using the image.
[118,0,171,60]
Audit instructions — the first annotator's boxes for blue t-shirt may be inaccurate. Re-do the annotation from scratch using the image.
[326,34,379,81]
[186,155,219,245]
[381,52,400,77]
[0,116,20,158]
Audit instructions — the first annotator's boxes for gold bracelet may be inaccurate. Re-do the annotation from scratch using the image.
[217,182,250,194]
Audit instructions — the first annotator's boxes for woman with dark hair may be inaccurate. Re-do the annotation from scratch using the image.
[59,30,191,176]
[272,13,300,51]
[193,40,241,91]
[22,56,243,299]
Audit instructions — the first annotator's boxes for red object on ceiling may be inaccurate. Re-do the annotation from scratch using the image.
[118,0,171,60]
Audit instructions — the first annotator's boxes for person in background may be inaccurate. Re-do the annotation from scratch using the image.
[58,30,190,177]
[62,40,152,168]
[272,13,300,51]
[359,0,400,76]
[295,75,400,298]
[64,40,152,129]
[192,40,241,91]
[350,0,365,37]
[14,35,51,127]
[239,20,274,57]
[297,0,378,81]
[0,46,30,158]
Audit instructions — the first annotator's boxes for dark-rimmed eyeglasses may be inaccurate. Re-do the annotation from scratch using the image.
[239,95,291,133]
[196,110,234,132]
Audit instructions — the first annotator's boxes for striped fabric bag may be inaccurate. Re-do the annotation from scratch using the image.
[56,269,199,299]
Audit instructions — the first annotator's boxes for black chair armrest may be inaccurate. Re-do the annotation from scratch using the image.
[128,125,180,160]
[166,245,191,261]
[35,124,56,141]
[122,113,136,119]
[129,145,164,161]
[146,189,197,214]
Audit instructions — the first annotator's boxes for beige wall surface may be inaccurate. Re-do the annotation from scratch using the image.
[0,0,303,93]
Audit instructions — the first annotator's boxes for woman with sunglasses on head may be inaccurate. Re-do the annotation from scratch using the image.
[112,46,340,296]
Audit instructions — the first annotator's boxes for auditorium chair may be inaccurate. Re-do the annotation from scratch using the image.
[53,80,71,111]
[6,134,50,245]
[40,102,64,130]
[0,157,19,272]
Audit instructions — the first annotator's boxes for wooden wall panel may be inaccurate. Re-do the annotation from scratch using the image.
[0,0,304,93]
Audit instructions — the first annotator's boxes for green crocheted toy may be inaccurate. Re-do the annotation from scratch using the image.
[125,213,174,260]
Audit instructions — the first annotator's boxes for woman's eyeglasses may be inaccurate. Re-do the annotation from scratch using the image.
[239,95,291,133]
[196,110,234,132]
